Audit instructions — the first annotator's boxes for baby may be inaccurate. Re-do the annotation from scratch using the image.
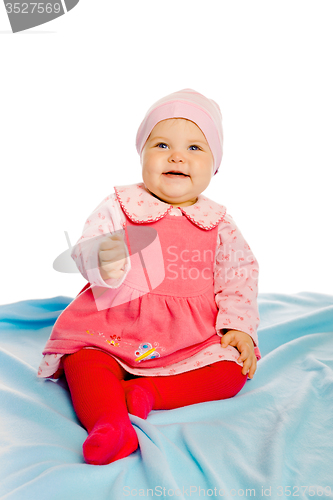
[38,89,261,466]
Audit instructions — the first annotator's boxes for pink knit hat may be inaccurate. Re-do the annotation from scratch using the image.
[136,88,223,175]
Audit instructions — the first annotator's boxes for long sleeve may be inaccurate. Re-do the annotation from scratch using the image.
[70,193,131,288]
[214,213,260,353]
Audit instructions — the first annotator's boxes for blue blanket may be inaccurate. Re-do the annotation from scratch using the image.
[1,292,333,500]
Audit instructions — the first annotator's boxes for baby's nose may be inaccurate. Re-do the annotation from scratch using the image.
[169,152,185,162]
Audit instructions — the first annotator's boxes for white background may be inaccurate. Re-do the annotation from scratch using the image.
[1,0,332,305]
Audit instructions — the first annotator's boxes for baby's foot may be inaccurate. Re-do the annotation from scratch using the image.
[122,380,155,420]
[83,419,138,465]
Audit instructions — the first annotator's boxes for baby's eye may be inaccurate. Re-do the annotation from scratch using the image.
[156,143,168,149]
[189,145,200,151]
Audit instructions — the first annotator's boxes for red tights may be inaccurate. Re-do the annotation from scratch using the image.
[63,349,247,465]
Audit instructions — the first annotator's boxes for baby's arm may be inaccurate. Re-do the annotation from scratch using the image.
[70,194,130,288]
[214,214,260,375]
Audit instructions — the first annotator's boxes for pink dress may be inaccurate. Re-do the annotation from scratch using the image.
[38,182,261,378]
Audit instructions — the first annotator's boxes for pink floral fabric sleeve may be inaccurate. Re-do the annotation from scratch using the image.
[214,213,260,355]
[70,194,130,289]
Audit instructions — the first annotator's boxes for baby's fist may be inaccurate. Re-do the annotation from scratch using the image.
[98,231,127,281]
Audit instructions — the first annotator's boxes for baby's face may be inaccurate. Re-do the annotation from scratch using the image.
[140,118,214,208]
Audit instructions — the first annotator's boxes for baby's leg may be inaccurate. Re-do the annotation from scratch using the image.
[63,349,138,465]
[122,361,247,419]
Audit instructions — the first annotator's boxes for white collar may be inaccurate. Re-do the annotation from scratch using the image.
[114,182,226,230]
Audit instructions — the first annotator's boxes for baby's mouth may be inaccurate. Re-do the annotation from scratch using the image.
[163,171,189,178]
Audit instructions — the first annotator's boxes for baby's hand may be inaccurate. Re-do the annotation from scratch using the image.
[98,232,127,281]
[221,329,257,378]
